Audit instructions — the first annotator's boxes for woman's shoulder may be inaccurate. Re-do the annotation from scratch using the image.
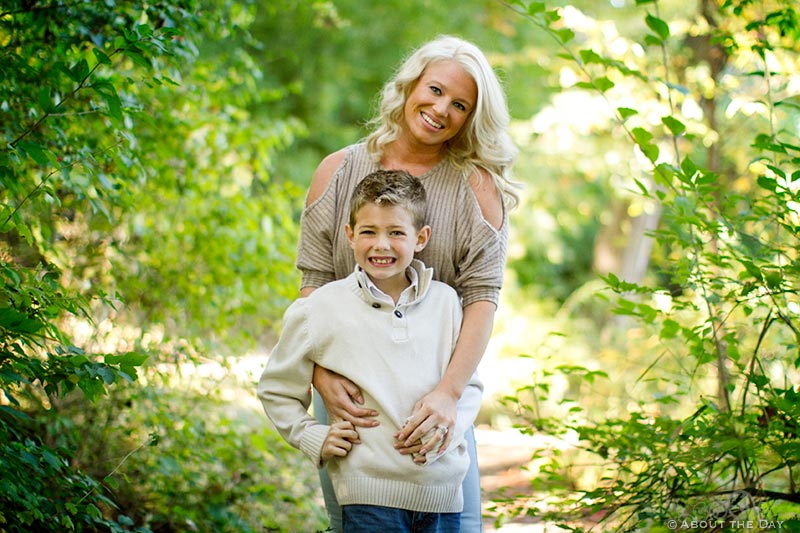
[434,162,504,231]
[306,143,372,206]
[306,148,349,206]
[467,167,503,230]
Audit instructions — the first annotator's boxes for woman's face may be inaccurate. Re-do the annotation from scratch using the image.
[402,60,477,148]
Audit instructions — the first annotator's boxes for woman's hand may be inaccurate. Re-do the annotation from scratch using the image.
[313,365,380,428]
[394,388,457,454]
[321,420,360,462]
[394,425,449,464]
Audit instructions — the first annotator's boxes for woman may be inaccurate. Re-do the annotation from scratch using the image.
[297,35,518,532]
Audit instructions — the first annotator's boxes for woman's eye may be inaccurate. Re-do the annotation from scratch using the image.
[454,102,466,112]
[430,86,442,95]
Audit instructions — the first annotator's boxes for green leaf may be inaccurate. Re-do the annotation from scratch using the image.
[527,2,546,15]
[631,127,653,144]
[595,76,614,92]
[104,91,124,123]
[93,48,112,65]
[617,107,638,120]
[69,355,90,367]
[37,87,53,113]
[680,156,698,177]
[660,319,680,339]
[644,34,662,47]
[740,260,763,280]
[757,175,778,192]
[124,47,151,69]
[16,141,52,166]
[645,14,670,40]
[77,378,105,401]
[136,24,153,38]
[764,270,782,289]
[556,28,575,44]
[69,59,90,82]
[661,115,686,136]
[579,49,603,64]
[105,352,149,366]
[640,143,659,162]
[97,366,117,384]
[0,307,43,334]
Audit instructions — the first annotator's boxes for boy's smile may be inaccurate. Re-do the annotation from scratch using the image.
[345,203,430,301]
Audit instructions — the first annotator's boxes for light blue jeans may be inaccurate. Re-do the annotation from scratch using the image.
[313,392,483,533]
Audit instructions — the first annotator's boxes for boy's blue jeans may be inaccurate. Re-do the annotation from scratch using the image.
[342,504,460,532]
[313,392,483,533]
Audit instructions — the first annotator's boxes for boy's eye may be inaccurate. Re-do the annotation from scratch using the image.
[391,231,406,236]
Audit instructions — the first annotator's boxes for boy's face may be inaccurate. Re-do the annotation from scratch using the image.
[345,203,430,296]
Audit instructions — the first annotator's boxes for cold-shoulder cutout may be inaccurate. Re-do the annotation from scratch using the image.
[468,169,504,230]
[306,148,349,207]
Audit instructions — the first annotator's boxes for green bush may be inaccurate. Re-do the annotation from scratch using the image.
[497,0,800,530]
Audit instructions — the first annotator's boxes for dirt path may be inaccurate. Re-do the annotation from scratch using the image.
[476,427,560,532]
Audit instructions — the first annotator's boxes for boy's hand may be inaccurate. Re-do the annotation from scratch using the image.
[313,365,380,428]
[394,388,457,453]
[321,421,360,462]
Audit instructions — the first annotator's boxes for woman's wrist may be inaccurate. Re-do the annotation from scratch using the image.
[433,379,463,402]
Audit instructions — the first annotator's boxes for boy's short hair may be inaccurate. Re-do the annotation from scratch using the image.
[349,169,427,229]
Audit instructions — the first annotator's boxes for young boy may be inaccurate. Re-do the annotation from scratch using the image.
[257,169,483,533]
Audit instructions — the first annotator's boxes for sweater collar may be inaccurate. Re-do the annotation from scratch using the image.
[354,259,434,307]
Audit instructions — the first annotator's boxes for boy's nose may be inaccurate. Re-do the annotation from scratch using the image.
[374,233,390,249]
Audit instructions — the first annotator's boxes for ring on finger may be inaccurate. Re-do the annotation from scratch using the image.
[436,425,448,435]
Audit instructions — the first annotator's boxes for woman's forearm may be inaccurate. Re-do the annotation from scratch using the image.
[437,300,496,399]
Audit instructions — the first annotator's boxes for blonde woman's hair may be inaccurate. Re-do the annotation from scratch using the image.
[366,35,520,209]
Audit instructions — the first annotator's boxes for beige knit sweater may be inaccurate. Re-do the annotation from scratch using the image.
[296,143,508,307]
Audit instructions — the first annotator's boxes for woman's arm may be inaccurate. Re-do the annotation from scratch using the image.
[395,168,503,450]
[395,300,494,449]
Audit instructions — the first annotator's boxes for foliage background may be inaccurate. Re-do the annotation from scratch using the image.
[1,0,798,531]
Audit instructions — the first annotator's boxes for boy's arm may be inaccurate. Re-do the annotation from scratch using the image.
[257,300,332,465]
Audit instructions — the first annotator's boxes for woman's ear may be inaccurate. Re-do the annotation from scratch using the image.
[415,225,431,252]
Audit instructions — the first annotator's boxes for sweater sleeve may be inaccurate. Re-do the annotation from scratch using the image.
[454,209,508,308]
[257,299,330,466]
[296,195,337,290]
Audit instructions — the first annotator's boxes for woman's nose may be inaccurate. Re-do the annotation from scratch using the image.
[432,98,448,116]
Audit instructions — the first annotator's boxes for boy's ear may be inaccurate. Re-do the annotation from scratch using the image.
[415,225,431,252]
[345,224,355,247]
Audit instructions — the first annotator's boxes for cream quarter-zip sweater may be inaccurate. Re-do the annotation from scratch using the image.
[258,260,483,513]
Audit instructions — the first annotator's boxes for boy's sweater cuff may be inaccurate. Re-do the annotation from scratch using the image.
[300,424,331,467]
